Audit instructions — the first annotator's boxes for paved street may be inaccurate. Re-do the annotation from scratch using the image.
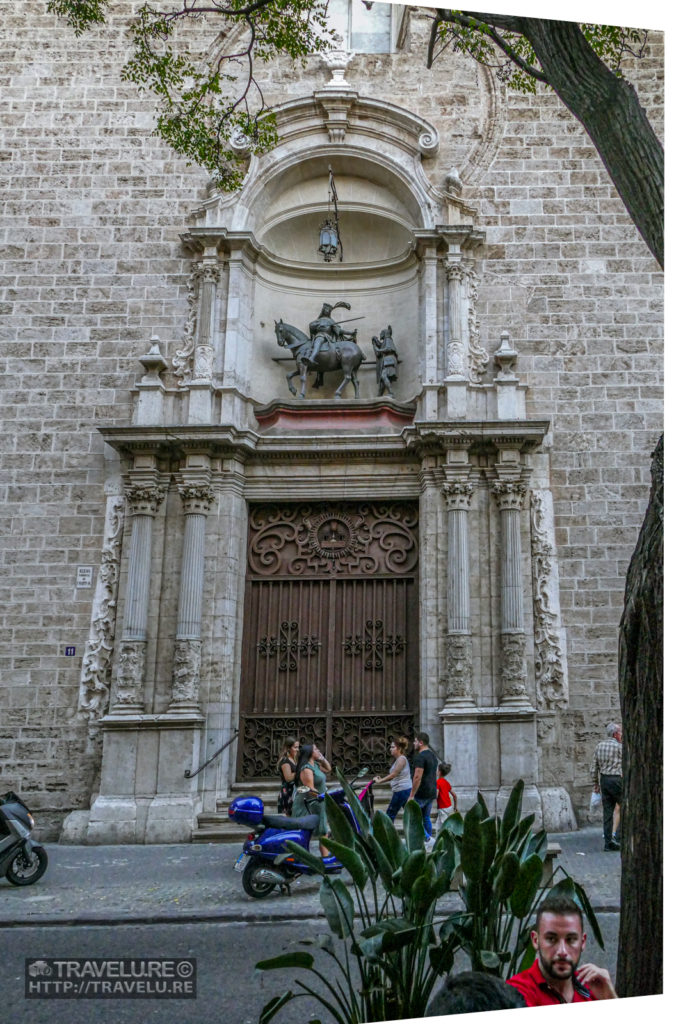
[0,826,623,1021]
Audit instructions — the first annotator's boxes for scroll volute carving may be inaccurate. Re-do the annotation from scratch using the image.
[247,502,419,578]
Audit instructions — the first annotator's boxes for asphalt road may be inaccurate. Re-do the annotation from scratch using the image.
[2,915,620,1024]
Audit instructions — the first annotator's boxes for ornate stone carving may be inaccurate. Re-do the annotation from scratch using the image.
[125,483,165,516]
[494,331,518,381]
[491,480,527,511]
[112,640,146,708]
[418,129,439,156]
[78,496,125,723]
[446,633,473,700]
[465,264,488,383]
[321,48,355,90]
[530,492,568,709]
[500,632,528,701]
[170,638,202,706]
[192,344,213,381]
[248,502,418,577]
[172,266,201,387]
[178,484,215,516]
[443,481,474,510]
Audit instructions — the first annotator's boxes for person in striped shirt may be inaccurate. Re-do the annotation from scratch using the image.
[590,722,623,851]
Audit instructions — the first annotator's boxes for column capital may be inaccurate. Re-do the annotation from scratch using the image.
[177,483,215,516]
[125,482,166,516]
[491,480,527,511]
[443,480,474,510]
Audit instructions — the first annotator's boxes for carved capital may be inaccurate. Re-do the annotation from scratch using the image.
[446,633,474,700]
[491,480,527,511]
[112,640,146,709]
[125,483,165,516]
[177,484,215,516]
[198,261,221,286]
[500,632,528,701]
[170,638,202,708]
[443,481,474,511]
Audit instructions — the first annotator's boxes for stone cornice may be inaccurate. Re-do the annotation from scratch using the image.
[403,420,550,455]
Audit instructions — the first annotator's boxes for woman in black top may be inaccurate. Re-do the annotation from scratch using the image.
[276,736,299,815]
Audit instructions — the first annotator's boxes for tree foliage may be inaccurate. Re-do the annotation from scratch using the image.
[48,0,334,190]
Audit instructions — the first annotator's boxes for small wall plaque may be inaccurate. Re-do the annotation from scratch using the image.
[76,566,93,589]
[65,647,76,656]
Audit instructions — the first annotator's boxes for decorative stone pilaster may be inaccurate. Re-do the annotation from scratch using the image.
[530,491,568,709]
[172,266,201,387]
[445,263,468,381]
[443,480,475,704]
[169,483,215,712]
[110,482,165,713]
[192,263,221,383]
[492,480,530,706]
[78,495,125,725]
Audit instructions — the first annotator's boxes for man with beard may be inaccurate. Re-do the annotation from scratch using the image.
[507,896,617,1005]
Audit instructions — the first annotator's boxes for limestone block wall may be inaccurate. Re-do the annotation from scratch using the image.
[0,2,663,834]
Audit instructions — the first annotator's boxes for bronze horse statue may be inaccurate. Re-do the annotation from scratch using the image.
[274,319,366,399]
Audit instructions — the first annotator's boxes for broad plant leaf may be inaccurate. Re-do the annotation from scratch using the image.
[259,990,297,1024]
[403,799,427,852]
[324,791,357,849]
[500,779,525,846]
[322,836,368,891]
[256,951,315,971]
[320,875,355,939]
[509,853,544,918]
[282,840,326,876]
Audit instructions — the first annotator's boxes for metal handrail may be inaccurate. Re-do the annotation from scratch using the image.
[184,727,239,779]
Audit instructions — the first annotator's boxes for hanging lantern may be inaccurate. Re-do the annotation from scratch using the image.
[318,166,343,263]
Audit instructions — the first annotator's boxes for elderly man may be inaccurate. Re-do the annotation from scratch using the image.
[507,896,617,1005]
[591,721,623,851]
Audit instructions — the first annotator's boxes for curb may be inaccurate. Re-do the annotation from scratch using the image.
[0,903,621,929]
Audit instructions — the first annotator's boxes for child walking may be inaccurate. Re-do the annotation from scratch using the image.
[435,762,456,830]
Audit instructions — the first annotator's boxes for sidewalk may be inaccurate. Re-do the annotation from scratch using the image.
[0,825,619,927]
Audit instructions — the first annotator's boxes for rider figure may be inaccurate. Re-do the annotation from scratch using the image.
[303,301,351,368]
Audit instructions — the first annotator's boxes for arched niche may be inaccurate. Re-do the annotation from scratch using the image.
[187,92,456,405]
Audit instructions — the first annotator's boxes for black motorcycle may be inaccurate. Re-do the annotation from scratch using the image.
[0,791,48,886]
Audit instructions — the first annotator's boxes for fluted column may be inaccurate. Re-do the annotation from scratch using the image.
[111,481,165,713]
[492,480,530,706]
[443,480,475,705]
[169,483,215,712]
[192,262,220,383]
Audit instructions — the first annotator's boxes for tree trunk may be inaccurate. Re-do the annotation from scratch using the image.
[616,434,663,996]
[518,19,663,268]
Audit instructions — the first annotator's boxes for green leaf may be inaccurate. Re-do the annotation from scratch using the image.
[324,792,357,849]
[570,878,605,950]
[322,836,368,891]
[320,875,355,939]
[399,849,427,896]
[500,779,524,845]
[372,809,407,868]
[259,990,297,1024]
[403,799,426,852]
[480,949,501,969]
[480,816,498,878]
[256,951,315,971]
[517,934,536,973]
[360,917,418,953]
[332,769,372,837]
[493,850,520,900]
[282,840,326,876]
[460,801,485,881]
[440,810,464,838]
[509,854,544,918]
[366,833,397,891]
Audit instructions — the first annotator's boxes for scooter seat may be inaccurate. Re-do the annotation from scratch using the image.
[262,813,320,831]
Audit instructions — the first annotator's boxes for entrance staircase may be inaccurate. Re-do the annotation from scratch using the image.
[191,782,431,842]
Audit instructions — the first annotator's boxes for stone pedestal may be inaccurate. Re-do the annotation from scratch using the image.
[78,714,204,844]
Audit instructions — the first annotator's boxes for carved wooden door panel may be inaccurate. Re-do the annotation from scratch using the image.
[237,502,419,779]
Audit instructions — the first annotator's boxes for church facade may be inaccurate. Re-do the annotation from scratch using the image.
[1,3,663,841]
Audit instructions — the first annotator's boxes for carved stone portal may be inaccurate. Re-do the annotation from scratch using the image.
[170,638,202,707]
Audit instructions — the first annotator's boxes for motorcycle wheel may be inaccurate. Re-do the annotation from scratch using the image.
[242,859,278,899]
[6,846,48,886]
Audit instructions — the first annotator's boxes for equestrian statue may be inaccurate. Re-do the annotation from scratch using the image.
[274,300,366,399]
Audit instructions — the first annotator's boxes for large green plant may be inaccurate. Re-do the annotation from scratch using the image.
[256,776,602,1023]
[440,780,603,977]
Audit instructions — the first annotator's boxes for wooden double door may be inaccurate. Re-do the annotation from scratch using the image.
[237,501,419,778]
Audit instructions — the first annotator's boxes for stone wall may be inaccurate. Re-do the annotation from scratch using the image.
[0,2,662,835]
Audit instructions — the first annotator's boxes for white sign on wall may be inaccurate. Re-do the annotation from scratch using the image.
[76,566,93,589]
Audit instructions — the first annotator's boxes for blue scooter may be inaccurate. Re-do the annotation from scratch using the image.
[228,773,372,899]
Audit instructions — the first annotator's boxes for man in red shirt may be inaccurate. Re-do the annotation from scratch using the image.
[507,896,617,1005]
